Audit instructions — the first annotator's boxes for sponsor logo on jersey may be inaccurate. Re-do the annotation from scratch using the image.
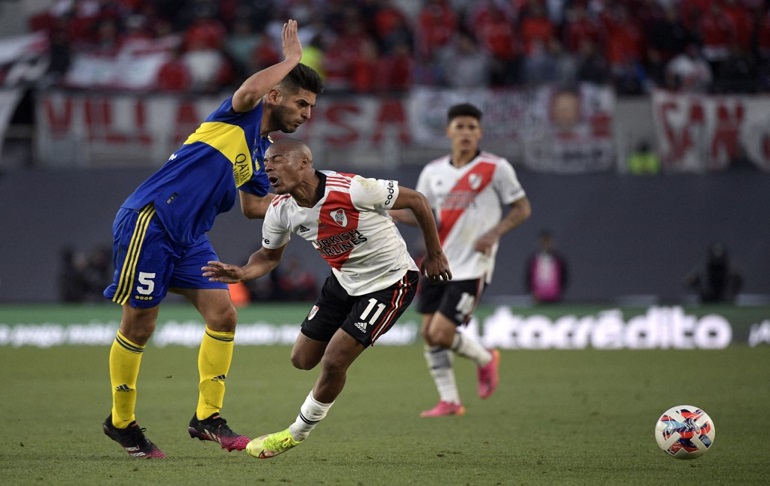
[298,224,310,233]
[313,230,368,257]
[331,209,348,227]
[384,180,396,207]
[469,174,482,190]
[233,152,251,187]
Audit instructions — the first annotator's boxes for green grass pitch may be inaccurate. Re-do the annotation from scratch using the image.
[1,343,769,485]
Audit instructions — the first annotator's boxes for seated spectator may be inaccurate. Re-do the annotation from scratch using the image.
[685,243,743,304]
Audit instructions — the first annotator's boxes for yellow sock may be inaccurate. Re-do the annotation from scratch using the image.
[109,330,144,428]
[196,327,234,419]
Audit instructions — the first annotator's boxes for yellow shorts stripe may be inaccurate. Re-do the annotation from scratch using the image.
[113,205,156,305]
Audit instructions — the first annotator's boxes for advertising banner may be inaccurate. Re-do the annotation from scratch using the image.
[2,304,768,349]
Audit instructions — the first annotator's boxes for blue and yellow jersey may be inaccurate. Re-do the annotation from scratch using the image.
[122,97,271,246]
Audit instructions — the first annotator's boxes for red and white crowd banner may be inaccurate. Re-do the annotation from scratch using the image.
[35,86,617,171]
[62,36,180,91]
[653,89,770,172]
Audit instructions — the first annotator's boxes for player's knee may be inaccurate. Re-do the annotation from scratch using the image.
[290,350,318,370]
[204,303,237,332]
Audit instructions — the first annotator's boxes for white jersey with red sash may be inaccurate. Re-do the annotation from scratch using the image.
[262,170,419,296]
[416,151,526,283]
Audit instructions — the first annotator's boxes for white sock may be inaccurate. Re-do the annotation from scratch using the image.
[289,390,334,441]
[424,346,461,404]
[452,333,492,367]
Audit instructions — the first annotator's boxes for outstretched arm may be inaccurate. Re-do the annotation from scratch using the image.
[474,196,532,255]
[231,20,303,113]
[240,192,276,219]
[392,186,452,282]
[203,245,286,283]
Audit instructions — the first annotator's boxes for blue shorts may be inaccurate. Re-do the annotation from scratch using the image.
[103,205,227,308]
[300,270,419,347]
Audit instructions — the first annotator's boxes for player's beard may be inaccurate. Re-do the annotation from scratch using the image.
[270,106,300,133]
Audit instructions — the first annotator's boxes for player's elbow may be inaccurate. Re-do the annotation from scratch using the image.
[517,197,532,221]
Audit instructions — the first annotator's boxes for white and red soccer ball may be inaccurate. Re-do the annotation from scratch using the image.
[655,405,715,459]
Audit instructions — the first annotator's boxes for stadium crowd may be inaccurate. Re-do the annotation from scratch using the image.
[27,0,770,95]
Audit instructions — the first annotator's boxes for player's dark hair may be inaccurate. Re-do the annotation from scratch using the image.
[447,103,482,124]
[280,63,325,94]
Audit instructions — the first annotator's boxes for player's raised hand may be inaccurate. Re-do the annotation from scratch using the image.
[421,251,452,283]
[202,261,245,283]
[282,19,302,64]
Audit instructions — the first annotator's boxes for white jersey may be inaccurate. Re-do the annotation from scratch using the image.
[262,171,419,296]
[416,151,526,283]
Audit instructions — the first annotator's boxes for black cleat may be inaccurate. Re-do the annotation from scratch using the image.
[188,413,250,452]
[103,415,166,459]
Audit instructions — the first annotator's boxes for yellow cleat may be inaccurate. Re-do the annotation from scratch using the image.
[245,428,302,459]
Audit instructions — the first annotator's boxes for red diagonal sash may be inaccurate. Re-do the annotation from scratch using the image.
[437,162,496,244]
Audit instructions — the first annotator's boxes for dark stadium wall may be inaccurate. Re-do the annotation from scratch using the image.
[0,167,768,303]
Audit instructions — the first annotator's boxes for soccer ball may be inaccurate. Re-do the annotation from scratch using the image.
[654,405,715,459]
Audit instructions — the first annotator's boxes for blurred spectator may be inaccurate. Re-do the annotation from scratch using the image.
[602,4,646,94]
[436,32,491,88]
[155,44,193,92]
[467,0,522,86]
[519,0,556,60]
[626,139,661,175]
[223,17,260,79]
[719,0,753,51]
[44,22,72,86]
[665,42,713,93]
[525,229,569,303]
[561,1,602,55]
[715,43,758,93]
[416,0,458,61]
[575,39,611,85]
[379,39,415,91]
[646,5,693,87]
[57,244,112,303]
[372,0,414,54]
[696,2,736,76]
[300,34,326,82]
[350,38,381,93]
[58,246,89,302]
[685,243,743,304]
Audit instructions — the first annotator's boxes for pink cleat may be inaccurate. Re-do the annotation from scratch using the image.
[420,400,466,418]
[477,349,500,399]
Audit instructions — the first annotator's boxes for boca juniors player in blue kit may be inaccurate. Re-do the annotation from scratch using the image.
[101,20,323,458]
